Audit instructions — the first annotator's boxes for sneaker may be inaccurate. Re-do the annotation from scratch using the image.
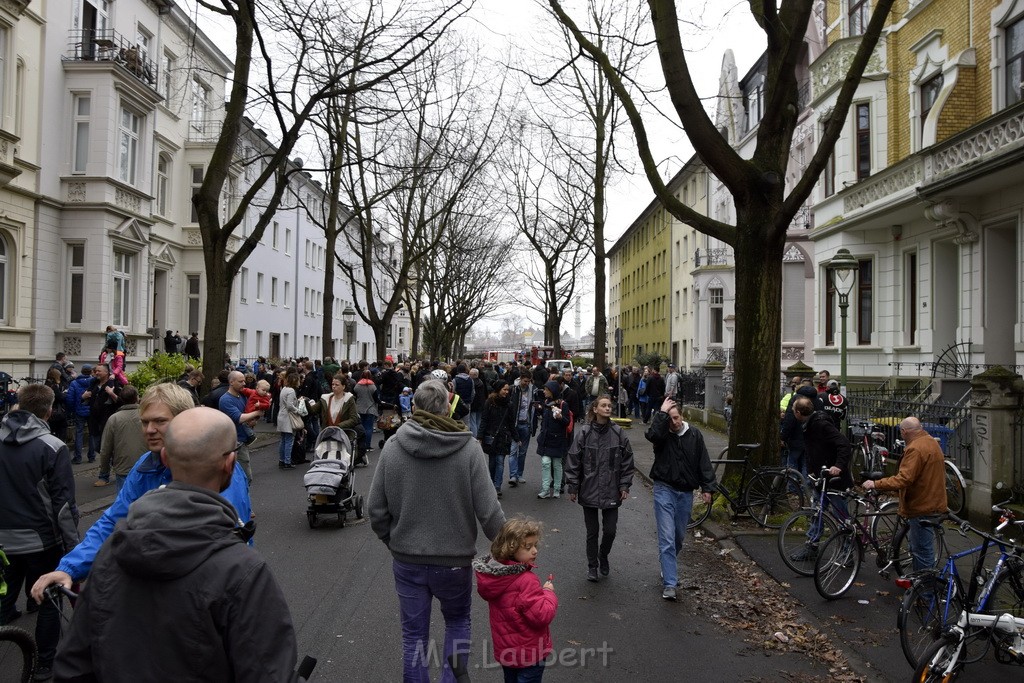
[599,556,610,576]
[517,477,526,484]
[537,490,553,499]
[587,568,599,582]
[92,479,111,487]
[662,587,677,601]
[71,457,82,465]
[508,480,518,488]
[282,464,295,470]
[278,461,286,469]
[789,545,818,562]
[553,492,560,499]
[244,433,257,446]
[33,666,53,681]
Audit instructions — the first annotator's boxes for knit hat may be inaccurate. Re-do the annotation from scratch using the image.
[491,380,508,393]
[544,380,561,398]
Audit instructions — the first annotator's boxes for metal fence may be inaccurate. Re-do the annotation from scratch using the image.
[1013,406,1024,504]
[845,390,974,475]
[677,370,705,408]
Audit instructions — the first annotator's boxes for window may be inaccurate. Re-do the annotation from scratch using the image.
[72,95,90,174]
[156,153,170,216]
[112,251,133,327]
[920,74,943,139]
[272,221,279,249]
[857,259,873,345]
[239,268,248,304]
[118,107,141,185]
[824,152,836,197]
[782,262,805,342]
[855,103,871,180]
[709,287,724,344]
[1008,18,1024,107]
[825,272,835,346]
[0,234,7,323]
[68,244,85,325]
[190,166,203,223]
[283,280,290,308]
[136,25,151,60]
[849,0,868,37]
[187,275,200,335]
[190,78,208,131]
[271,277,278,305]
[15,59,23,138]
[220,175,236,225]
[285,228,292,255]
[905,252,917,345]
[161,52,174,101]
[256,272,264,302]
[239,329,246,357]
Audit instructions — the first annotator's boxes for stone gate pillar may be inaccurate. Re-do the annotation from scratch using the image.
[969,368,1024,521]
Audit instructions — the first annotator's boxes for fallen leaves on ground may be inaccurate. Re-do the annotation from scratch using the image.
[684,534,866,683]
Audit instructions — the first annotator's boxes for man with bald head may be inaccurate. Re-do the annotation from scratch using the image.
[54,408,297,682]
[219,370,264,483]
[863,416,947,571]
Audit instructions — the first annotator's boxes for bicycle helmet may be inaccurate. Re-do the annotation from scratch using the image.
[430,369,449,382]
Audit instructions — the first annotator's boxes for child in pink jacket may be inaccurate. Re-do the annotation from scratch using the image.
[473,517,558,681]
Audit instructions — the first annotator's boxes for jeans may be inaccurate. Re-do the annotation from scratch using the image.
[630,398,641,418]
[784,447,806,494]
[489,453,507,491]
[392,559,473,683]
[653,482,692,589]
[540,456,563,494]
[908,516,941,572]
[71,413,92,461]
[640,400,652,422]
[360,413,376,451]
[0,546,64,667]
[279,431,294,465]
[467,412,481,438]
[503,662,545,683]
[87,430,101,462]
[509,424,531,480]
[583,507,619,569]
[806,492,848,544]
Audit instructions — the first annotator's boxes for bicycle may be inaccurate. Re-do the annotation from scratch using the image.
[1,546,38,682]
[850,421,889,475]
[890,437,967,516]
[811,484,908,599]
[777,468,844,576]
[897,507,1024,668]
[911,513,1024,680]
[688,443,805,530]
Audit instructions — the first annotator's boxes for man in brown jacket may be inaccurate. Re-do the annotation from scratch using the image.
[863,416,947,571]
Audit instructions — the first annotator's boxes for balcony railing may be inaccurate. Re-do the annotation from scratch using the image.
[187,120,224,143]
[693,247,731,267]
[65,29,158,90]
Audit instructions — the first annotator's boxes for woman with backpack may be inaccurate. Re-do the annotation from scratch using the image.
[564,395,635,582]
[536,381,572,500]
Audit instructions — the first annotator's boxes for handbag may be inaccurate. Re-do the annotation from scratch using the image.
[295,398,309,417]
[289,412,305,431]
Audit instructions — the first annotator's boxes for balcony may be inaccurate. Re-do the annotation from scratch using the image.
[693,247,731,268]
[187,120,224,144]
[64,29,158,92]
[810,34,887,106]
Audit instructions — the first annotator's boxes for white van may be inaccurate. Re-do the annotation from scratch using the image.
[545,359,573,375]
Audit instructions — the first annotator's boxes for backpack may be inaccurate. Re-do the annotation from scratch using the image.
[562,400,574,437]
[637,378,647,397]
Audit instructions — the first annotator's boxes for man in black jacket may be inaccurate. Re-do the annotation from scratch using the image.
[645,397,715,601]
[0,384,79,680]
[54,408,297,683]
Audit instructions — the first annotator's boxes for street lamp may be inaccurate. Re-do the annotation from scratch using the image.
[343,305,356,362]
[828,248,859,397]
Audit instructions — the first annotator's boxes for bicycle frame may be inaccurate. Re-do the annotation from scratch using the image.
[924,610,1024,676]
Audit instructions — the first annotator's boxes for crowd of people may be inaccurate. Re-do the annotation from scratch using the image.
[5,344,950,683]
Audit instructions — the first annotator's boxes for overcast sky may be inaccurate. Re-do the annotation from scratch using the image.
[181,1,766,339]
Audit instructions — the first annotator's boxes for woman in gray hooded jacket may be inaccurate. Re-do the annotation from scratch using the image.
[564,395,635,582]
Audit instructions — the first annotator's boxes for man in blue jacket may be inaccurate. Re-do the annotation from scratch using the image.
[31,384,252,600]
[64,364,94,464]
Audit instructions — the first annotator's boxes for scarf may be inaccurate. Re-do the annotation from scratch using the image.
[411,408,467,433]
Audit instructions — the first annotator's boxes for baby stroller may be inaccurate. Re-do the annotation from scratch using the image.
[376,402,403,449]
[304,427,363,529]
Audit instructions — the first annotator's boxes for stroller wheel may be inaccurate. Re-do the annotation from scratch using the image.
[337,512,345,527]
[307,511,317,529]
[355,495,364,519]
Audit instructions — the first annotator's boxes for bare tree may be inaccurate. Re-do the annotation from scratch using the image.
[504,122,592,355]
[530,0,649,369]
[549,0,897,465]
[189,0,469,388]
[334,38,509,361]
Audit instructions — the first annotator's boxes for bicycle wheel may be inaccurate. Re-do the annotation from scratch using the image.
[0,624,37,683]
[898,577,963,668]
[851,443,870,477]
[687,491,713,530]
[814,531,861,599]
[870,501,909,573]
[778,508,839,577]
[890,520,914,577]
[744,469,804,529]
[912,632,964,683]
[943,461,965,516]
[981,559,1024,619]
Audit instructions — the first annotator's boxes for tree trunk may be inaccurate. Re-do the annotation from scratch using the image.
[593,127,608,369]
[321,228,338,360]
[730,217,786,468]
[201,260,233,391]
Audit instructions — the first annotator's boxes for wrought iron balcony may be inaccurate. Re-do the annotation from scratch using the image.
[693,247,731,267]
[64,29,158,90]
[187,120,224,143]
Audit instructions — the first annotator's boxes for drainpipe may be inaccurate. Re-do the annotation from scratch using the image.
[293,194,301,359]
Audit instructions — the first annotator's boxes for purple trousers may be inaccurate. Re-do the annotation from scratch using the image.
[392,559,473,683]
